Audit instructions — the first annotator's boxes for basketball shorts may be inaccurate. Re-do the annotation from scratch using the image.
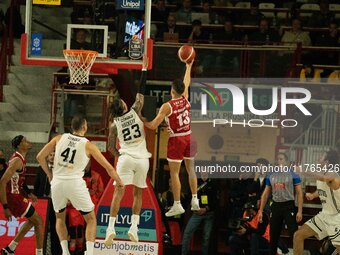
[7,193,32,218]
[114,154,149,188]
[51,178,94,213]
[306,211,340,246]
[167,134,197,162]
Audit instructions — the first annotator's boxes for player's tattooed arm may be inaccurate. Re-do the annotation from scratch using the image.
[108,124,120,157]
[131,93,144,115]
[132,55,148,115]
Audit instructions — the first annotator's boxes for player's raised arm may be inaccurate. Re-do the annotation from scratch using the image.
[0,158,22,220]
[86,142,124,187]
[182,61,194,99]
[36,135,60,181]
[108,124,119,157]
[131,55,148,115]
[144,103,171,130]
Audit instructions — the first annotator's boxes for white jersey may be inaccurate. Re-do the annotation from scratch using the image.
[113,108,151,159]
[317,180,340,215]
[53,133,90,179]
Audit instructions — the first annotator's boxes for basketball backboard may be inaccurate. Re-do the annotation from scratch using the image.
[21,0,153,74]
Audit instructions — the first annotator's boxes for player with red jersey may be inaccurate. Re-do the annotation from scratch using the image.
[145,61,199,217]
[0,135,44,255]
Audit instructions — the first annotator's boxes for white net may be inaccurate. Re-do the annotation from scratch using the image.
[63,50,98,85]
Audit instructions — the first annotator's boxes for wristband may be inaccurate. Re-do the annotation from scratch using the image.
[142,69,147,71]
[3,204,9,209]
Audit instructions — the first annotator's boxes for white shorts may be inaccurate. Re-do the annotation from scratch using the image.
[51,178,94,213]
[114,154,149,188]
[306,211,340,246]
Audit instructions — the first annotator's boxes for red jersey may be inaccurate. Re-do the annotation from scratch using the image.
[7,152,26,195]
[165,96,192,137]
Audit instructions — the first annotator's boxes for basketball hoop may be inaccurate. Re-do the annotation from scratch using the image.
[63,49,98,84]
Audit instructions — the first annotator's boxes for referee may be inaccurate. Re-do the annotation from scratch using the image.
[257,153,303,255]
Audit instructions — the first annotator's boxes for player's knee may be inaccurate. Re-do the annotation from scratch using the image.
[31,214,43,227]
[293,229,304,241]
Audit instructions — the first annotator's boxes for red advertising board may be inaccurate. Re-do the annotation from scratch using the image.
[0,198,49,254]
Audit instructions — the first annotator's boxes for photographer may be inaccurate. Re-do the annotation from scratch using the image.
[181,172,218,255]
[228,198,270,255]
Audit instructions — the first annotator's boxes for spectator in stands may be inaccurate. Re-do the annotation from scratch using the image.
[214,19,242,43]
[238,1,264,26]
[152,0,169,22]
[281,18,312,46]
[176,0,196,23]
[258,152,303,255]
[202,1,217,24]
[33,151,61,255]
[308,0,335,28]
[312,21,339,65]
[181,172,218,255]
[248,18,280,45]
[188,19,209,43]
[156,14,186,42]
[314,21,340,47]
[71,29,92,50]
[229,196,270,255]
[5,4,24,39]
[83,162,104,206]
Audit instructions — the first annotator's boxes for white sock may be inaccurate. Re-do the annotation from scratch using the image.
[86,241,94,255]
[174,200,181,206]
[108,216,116,230]
[131,214,140,228]
[192,194,197,199]
[8,240,18,251]
[36,248,43,255]
[60,240,69,255]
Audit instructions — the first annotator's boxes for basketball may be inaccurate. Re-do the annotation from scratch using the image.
[178,45,196,63]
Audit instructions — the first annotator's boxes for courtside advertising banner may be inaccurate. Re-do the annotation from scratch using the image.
[94,240,158,255]
[97,206,156,241]
[0,199,49,254]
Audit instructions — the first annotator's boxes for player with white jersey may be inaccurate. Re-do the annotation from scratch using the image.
[293,149,340,254]
[145,60,200,217]
[37,116,123,255]
[105,56,151,245]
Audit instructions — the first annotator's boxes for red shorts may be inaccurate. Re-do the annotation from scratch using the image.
[167,134,197,162]
[67,206,85,227]
[7,193,31,218]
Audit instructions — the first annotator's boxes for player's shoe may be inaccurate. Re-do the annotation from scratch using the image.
[191,197,200,211]
[165,204,185,217]
[128,227,139,242]
[1,247,14,255]
[104,228,116,247]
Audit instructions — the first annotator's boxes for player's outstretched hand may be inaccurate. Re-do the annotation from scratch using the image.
[142,54,148,70]
[186,60,194,68]
[4,208,13,221]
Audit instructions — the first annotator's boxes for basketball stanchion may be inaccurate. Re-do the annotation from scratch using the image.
[63,49,98,84]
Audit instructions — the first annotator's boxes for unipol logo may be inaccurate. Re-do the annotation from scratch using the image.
[200,84,312,128]
[121,0,141,8]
